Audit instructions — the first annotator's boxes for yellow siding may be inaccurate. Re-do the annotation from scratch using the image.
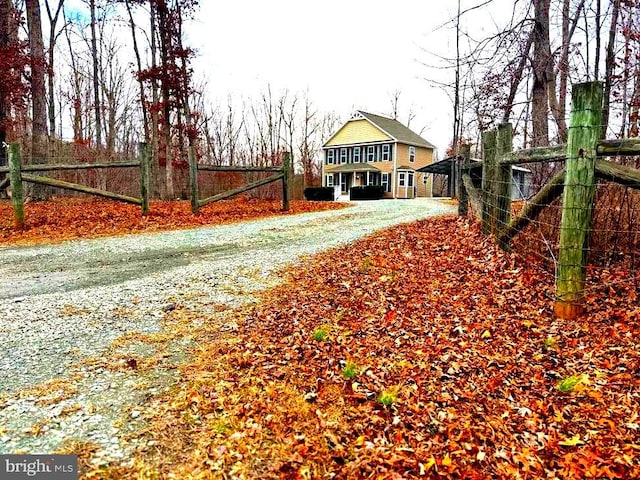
[325,119,392,146]
[396,144,433,169]
[395,143,433,198]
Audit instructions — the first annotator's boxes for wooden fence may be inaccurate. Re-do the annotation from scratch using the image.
[0,144,294,225]
[189,152,292,214]
[459,81,640,319]
[0,142,150,228]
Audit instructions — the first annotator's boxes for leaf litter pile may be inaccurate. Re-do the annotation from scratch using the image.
[76,216,638,478]
[0,197,346,245]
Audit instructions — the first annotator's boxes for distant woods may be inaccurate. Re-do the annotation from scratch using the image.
[0,0,340,199]
[4,1,637,201]
[431,0,639,155]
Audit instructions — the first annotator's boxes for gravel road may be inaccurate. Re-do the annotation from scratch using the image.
[0,198,454,462]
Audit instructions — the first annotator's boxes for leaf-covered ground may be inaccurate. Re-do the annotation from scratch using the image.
[84,216,640,479]
[0,197,346,245]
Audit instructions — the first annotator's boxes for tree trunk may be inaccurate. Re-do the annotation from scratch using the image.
[629,63,640,137]
[531,0,551,147]
[89,0,101,149]
[25,0,49,199]
[149,0,161,198]
[63,13,83,142]
[44,0,64,138]
[551,0,585,143]
[0,0,13,195]
[602,0,620,138]
[594,0,601,80]
[502,29,534,124]
[124,0,150,145]
[157,0,174,199]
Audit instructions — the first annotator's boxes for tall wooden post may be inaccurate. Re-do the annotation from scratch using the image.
[458,144,471,216]
[189,142,199,214]
[495,123,513,246]
[282,151,291,211]
[8,143,24,229]
[481,130,497,235]
[555,81,603,319]
[138,142,150,215]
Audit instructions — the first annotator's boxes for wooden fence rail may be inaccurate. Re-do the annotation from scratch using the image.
[3,142,150,228]
[460,81,640,319]
[190,153,292,213]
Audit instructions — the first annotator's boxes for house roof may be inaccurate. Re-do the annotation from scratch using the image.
[323,111,436,149]
[418,156,532,175]
[358,111,436,149]
[326,163,381,173]
[396,165,416,171]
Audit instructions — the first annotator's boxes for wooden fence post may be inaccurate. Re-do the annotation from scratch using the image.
[481,130,497,234]
[555,81,603,319]
[188,141,199,214]
[138,142,150,215]
[282,151,291,211]
[458,144,471,216]
[496,123,513,247]
[8,143,24,229]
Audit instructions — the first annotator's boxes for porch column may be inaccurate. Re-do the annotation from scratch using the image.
[366,171,370,186]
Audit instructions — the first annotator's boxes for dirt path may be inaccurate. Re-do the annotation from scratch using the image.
[0,199,453,300]
[0,199,455,460]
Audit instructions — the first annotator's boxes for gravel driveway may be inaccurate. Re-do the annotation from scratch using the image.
[0,198,454,462]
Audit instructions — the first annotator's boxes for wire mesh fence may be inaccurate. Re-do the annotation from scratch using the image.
[463,133,640,316]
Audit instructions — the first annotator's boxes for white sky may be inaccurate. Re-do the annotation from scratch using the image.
[186,0,504,155]
[62,0,512,155]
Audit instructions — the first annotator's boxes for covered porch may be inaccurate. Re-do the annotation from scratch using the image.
[326,163,382,196]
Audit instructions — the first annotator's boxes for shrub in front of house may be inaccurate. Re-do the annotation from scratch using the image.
[350,186,385,200]
[304,187,334,201]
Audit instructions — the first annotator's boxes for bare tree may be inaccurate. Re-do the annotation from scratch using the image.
[602,0,621,137]
[88,0,102,148]
[25,0,49,200]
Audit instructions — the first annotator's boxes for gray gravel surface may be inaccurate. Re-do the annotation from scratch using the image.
[0,198,454,463]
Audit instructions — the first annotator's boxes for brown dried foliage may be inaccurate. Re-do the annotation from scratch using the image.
[0,197,346,245]
[87,216,640,479]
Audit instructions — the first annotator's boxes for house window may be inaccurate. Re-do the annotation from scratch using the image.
[367,173,375,186]
[382,144,391,161]
[366,146,375,162]
[409,146,416,162]
[353,147,361,163]
[325,174,334,187]
[408,172,414,187]
[398,172,406,187]
[340,148,348,164]
[381,173,390,192]
[327,149,335,164]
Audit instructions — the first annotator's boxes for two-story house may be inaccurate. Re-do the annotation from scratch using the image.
[322,111,436,199]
